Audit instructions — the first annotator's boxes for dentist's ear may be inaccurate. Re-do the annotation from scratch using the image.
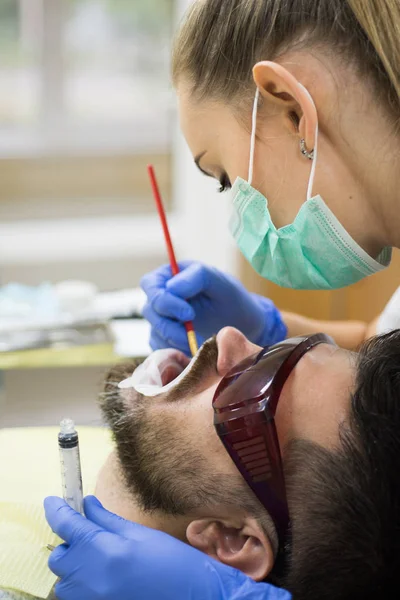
[252,61,318,153]
[186,516,274,581]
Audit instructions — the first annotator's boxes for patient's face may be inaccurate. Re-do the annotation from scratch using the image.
[100,327,354,525]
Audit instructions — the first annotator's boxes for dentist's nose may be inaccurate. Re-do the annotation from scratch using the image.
[216,327,261,377]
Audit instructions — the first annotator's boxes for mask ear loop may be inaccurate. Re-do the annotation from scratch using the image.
[298,83,319,201]
[248,87,260,186]
[306,122,319,201]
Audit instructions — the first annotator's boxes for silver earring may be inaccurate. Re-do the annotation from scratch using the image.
[300,139,314,160]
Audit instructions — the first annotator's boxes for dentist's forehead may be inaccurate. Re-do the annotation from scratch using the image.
[178,84,246,153]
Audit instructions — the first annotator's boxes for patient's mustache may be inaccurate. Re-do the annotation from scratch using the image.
[100,336,218,408]
[164,336,219,402]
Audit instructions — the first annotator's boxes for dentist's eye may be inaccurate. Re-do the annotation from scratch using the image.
[218,174,232,193]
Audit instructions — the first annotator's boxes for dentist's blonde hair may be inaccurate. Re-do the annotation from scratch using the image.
[172,0,400,117]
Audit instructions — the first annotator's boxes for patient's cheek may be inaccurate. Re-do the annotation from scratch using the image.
[187,385,237,469]
[276,350,353,452]
[274,383,292,453]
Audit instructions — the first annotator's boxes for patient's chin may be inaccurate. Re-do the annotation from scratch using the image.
[95,452,190,542]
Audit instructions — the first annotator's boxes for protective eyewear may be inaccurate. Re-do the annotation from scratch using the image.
[213,333,336,550]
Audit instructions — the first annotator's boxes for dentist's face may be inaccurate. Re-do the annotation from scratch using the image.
[178,86,309,230]
[177,73,386,260]
[177,84,321,230]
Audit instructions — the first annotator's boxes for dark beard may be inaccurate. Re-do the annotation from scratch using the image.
[100,339,219,515]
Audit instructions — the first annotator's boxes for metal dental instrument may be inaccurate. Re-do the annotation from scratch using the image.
[58,418,84,514]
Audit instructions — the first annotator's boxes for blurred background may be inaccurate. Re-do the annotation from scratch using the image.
[0,0,235,428]
[0,0,399,429]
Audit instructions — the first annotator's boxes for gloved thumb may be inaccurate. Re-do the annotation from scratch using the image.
[84,495,149,540]
[167,263,212,299]
[44,496,103,544]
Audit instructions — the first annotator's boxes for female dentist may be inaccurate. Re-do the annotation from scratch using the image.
[45,0,400,598]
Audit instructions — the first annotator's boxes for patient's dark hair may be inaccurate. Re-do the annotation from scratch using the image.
[277,330,400,599]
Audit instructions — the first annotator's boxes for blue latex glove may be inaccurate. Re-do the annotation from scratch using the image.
[141,261,287,356]
[44,496,291,600]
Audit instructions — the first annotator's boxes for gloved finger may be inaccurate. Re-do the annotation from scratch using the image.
[84,496,151,541]
[47,543,69,577]
[140,264,175,298]
[44,497,103,546]
[143,289,195,322]
[149,328,167,351]
[53,560,94,600]
[150,329,191,356]
[141,261,198,300]
[166,263,213,299]
[153,292,195,322]
[143,304,192,349]
[54,580,69,600]
[54,579,79,600]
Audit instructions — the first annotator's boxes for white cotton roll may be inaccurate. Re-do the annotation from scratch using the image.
[118,348,198,397]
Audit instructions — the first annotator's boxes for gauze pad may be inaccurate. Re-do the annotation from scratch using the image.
[119,348,198,397]
[0,427,113,599]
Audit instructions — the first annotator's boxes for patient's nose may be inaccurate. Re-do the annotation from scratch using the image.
[217,327,261,377]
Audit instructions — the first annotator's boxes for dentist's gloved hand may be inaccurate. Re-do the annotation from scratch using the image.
[141,261,287,356]
[45,496,291,600]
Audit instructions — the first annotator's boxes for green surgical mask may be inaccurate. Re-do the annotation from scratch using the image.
[229,86,392,290]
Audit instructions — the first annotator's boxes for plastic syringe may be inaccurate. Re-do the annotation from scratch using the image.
[58,418,84,514]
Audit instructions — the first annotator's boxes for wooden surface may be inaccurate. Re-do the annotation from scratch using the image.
[240,249,400,323]
[0,152,172,216]
[0,343,120,370]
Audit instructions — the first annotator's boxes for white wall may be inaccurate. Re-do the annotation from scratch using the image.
[173,131,237,275]
[0,0,236,282]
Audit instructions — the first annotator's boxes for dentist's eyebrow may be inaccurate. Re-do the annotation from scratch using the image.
[194,151,213,178]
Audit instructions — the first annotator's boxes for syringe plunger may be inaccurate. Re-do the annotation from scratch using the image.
[60,418,76,435]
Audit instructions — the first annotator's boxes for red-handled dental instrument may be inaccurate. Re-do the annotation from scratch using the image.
[147,164,199,357]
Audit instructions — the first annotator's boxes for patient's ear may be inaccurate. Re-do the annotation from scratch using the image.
[186,517,274,581]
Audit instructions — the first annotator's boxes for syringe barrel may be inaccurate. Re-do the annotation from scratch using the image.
[58,420,84,514]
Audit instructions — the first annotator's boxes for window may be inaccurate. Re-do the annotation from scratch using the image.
[0,1,175,221]
[0,0,175,155]
[0,1,38,128]
[0,0,236,288]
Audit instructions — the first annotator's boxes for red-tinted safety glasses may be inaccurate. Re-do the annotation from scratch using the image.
[213,333,336,550]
